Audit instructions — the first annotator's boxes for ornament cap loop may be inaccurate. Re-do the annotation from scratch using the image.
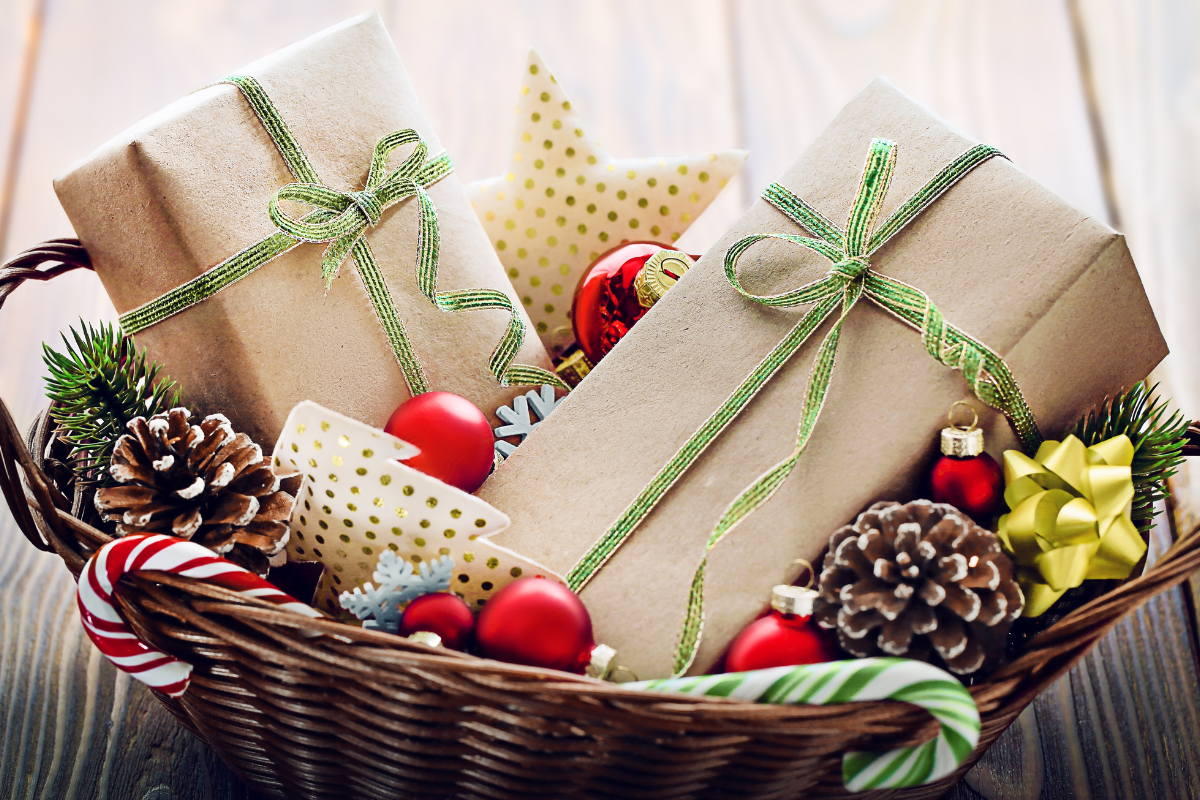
[942,401,985,457]
[771,584,817,616]
[792,557,815,589]
[635,249,694,308]
[948,400,979,431]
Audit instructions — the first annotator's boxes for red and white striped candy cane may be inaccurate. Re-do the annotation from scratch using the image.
[78,534,322,697]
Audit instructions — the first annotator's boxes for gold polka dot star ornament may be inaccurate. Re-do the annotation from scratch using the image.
[468,49,748,348]
[272,401,566,617]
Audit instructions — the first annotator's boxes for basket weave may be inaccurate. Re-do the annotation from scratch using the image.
[4,239,1200,800]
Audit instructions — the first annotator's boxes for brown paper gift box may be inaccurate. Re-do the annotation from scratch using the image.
[53,13,553,447]
[479,78,1168,680]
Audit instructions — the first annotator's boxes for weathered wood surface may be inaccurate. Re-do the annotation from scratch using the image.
[1,2,1198,798]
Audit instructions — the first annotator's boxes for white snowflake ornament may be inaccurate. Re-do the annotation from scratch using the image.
[494,384,564,459]
[338,553,454,633]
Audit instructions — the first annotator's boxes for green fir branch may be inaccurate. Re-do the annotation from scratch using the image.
[1069,381,1189,534]
[43,320,181,480]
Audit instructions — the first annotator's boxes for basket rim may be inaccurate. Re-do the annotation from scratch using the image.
[16,397,1199,798]
[15,395,1200,710]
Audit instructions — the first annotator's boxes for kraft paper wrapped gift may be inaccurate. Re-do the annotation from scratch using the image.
[53,13,554,447]
[478,78,1168,679]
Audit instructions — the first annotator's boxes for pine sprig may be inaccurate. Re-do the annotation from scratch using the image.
[43,320,181,480]
[1069,381,1189,533]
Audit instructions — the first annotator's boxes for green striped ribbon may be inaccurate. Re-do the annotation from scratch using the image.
[626,657,981,791]
[567,139,1042,676]
[118,74,565,396]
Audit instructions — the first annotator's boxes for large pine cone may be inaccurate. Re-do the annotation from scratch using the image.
[94,409,295,576]
[814,500,1024,675]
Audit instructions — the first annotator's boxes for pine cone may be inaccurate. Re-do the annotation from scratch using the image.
[814,500,1023,675]
[94,408,295,576]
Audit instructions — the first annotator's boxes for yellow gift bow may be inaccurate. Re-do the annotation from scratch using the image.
[996,434,1145,617]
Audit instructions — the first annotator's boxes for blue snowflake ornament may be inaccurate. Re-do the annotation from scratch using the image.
[494,384,563,460]
[338,552,454,633]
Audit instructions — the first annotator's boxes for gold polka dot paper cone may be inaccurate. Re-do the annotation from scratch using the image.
[468,49,748,349]
[271,401,566,617]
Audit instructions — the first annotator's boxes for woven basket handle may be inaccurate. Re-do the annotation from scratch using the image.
[0,238,101,564]
[1186,423,1200,457]
[0,237,92,311]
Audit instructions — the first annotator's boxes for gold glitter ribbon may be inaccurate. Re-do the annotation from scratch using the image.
[997,434,1145,617]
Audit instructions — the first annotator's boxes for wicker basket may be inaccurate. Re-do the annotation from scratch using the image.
[4,239,1200,800]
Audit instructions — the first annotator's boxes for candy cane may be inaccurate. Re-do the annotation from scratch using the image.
[78,534,322,697]
[625,657,980,791]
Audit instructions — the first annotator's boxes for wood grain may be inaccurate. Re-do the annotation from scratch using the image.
[948,514,1200,800]
[0,546,259,800]
[0,0,43,257]
[1,2,1197,799]
[384,0,747,253]
[0,0,37,171]
[729,0,1108,221]
[1068,0,1200,424]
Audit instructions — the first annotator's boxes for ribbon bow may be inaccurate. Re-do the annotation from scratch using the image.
[997,434,1145,617]
[268,129,452,291]
[118,74,565,397]
[569,138,1042,676]
[722,139,1040,452]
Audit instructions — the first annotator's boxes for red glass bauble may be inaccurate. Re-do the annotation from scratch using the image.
[725,611,837,672]
[930,452,1005,520]
[475,578,595,673]
[571,241,682,365]
[383,392,494,494]
[398,592,475,650]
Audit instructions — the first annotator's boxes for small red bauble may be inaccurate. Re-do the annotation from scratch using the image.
[398,592,475,650]
[725,585,836,672]
[930,453,1004,519]
[384,391,494,494]
[571,242,696,365]
[475,578,595,673]
[929,402,1004,520]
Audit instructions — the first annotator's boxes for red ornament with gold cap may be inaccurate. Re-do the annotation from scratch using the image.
[929,401,1005,521]
[555,243,696,385]
[724,578,837,672]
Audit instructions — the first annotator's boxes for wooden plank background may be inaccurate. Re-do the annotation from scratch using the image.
[1,2,1198,798]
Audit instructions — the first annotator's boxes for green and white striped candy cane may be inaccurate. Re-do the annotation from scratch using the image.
[625,657,979,792]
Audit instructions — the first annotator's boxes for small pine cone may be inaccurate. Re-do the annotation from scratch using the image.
[813,500,1024,675]
[94,408,295,576]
